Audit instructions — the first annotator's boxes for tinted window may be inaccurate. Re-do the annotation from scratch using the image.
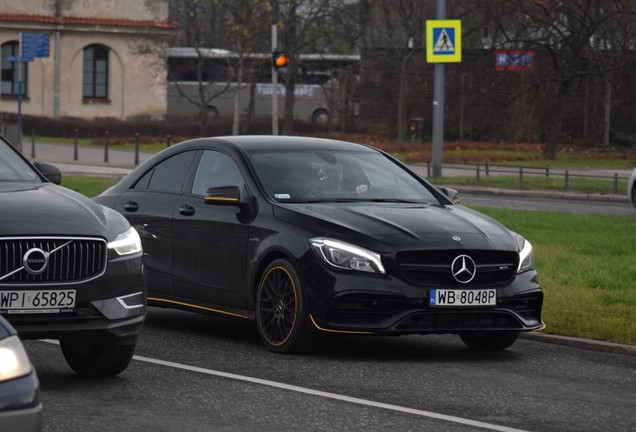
[192,150,243,195]
[146,151,196,192]
[250,149,439,203]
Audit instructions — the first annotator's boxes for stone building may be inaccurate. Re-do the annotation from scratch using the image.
[0,0,175,122]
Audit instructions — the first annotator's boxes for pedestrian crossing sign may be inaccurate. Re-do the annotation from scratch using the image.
[426,20,462,63]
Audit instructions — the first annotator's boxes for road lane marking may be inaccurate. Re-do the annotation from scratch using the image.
[134,354,530,432]
[39,339,529,431]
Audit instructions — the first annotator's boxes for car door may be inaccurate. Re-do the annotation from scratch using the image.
[114,150,198,297]
[172,149,250,309]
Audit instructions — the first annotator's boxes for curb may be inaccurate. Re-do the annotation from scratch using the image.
[520,332,636,356]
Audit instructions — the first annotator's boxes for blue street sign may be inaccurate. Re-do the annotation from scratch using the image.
[20,33,50,59]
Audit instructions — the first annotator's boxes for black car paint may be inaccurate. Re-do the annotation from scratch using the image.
[95,136,543,347]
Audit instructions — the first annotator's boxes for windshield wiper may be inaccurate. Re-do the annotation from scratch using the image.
[368,198,425,204]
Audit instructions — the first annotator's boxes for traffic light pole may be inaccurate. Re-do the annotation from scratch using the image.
[271,24,279,136]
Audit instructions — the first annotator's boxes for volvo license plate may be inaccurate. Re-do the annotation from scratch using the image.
[429,288,496,307]
[0,290,76,314]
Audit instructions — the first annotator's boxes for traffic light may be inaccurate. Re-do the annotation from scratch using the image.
[272,50,290,70]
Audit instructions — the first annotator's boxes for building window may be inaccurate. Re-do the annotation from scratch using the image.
[83,44,109,99]
[1,41,27,97]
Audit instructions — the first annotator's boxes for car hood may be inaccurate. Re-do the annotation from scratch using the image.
[0,182,126,238]
[274,202,517,251]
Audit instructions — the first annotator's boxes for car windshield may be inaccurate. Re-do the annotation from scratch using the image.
[0,139,40,182]
[249,149,440,204]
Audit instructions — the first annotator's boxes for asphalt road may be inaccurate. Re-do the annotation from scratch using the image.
[23,308,636,432]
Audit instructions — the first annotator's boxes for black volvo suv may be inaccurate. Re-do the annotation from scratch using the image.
[0,135,145,377]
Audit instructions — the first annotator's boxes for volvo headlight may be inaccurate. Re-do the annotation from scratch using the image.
[0,336,32,381]
[513,232,534,273]
[108,227,142,256]
[309,238,385,274]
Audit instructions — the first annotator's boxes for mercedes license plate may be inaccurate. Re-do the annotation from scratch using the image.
[429,288,496,307]
[0,290,76,314]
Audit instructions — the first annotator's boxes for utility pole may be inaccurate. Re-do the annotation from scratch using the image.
[271,24,279,135]
[431,0,446,179]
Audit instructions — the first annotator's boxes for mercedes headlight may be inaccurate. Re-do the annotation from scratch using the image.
[309,238,385,274]
[108,227,142,256]
[513,232,534,273]
[0,336,32,381]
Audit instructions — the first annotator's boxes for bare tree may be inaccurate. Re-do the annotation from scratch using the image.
[487,0,636,158]
[379,0,429,142]
[225,0,271,135]
[271,0,354,135]
[169,0,226,48]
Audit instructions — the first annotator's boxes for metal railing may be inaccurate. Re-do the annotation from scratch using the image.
[425,161,629,194]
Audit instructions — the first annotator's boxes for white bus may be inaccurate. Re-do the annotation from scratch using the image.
[166,47,359,124]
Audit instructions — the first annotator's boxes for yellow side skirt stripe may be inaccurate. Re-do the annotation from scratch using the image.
[309,314,375,335]
[148,297,249,319]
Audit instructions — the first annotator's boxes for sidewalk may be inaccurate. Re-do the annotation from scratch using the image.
[23,140,155,169]
[22,140,156,177]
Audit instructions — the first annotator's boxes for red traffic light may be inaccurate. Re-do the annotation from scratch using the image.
[272,50,290,69]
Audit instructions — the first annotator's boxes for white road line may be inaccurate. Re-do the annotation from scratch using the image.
[39,339,528,432]
[133,354,530,432]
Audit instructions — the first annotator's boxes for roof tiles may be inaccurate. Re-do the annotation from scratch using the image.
[0,14,177,29]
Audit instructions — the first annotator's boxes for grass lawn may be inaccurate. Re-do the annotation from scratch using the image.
[61,176,120,197]
[473,207,635,346]
[438,175,628,195]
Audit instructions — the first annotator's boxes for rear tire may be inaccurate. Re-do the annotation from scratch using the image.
[459,331,520,350]
[311,109,329,124]
[256,259,318,354]
[60,340,136,377]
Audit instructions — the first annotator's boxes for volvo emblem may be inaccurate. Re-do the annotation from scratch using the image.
[23,248,49,275]
[451,254,476,284]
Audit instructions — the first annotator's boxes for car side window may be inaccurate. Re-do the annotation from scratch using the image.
[191,150,243,196]
[142,151,196,192]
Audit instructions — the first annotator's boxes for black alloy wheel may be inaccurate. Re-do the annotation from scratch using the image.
[256,259,316,353]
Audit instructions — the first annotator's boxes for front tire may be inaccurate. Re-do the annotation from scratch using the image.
[60,340,136,377]
[459,331,520,350]
[256,259,317,354]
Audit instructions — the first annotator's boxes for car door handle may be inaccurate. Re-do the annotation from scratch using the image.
[179,204,195,216]
[124,201,139,212]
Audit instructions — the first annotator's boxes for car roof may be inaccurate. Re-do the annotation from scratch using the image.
[187,135,377,153]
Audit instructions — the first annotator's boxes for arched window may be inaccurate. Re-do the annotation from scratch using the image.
[1,41,27,97]
[83,44,109,99]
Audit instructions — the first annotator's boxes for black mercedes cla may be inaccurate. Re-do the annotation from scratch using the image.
[94,136,543,353]
[0,135,145,376]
